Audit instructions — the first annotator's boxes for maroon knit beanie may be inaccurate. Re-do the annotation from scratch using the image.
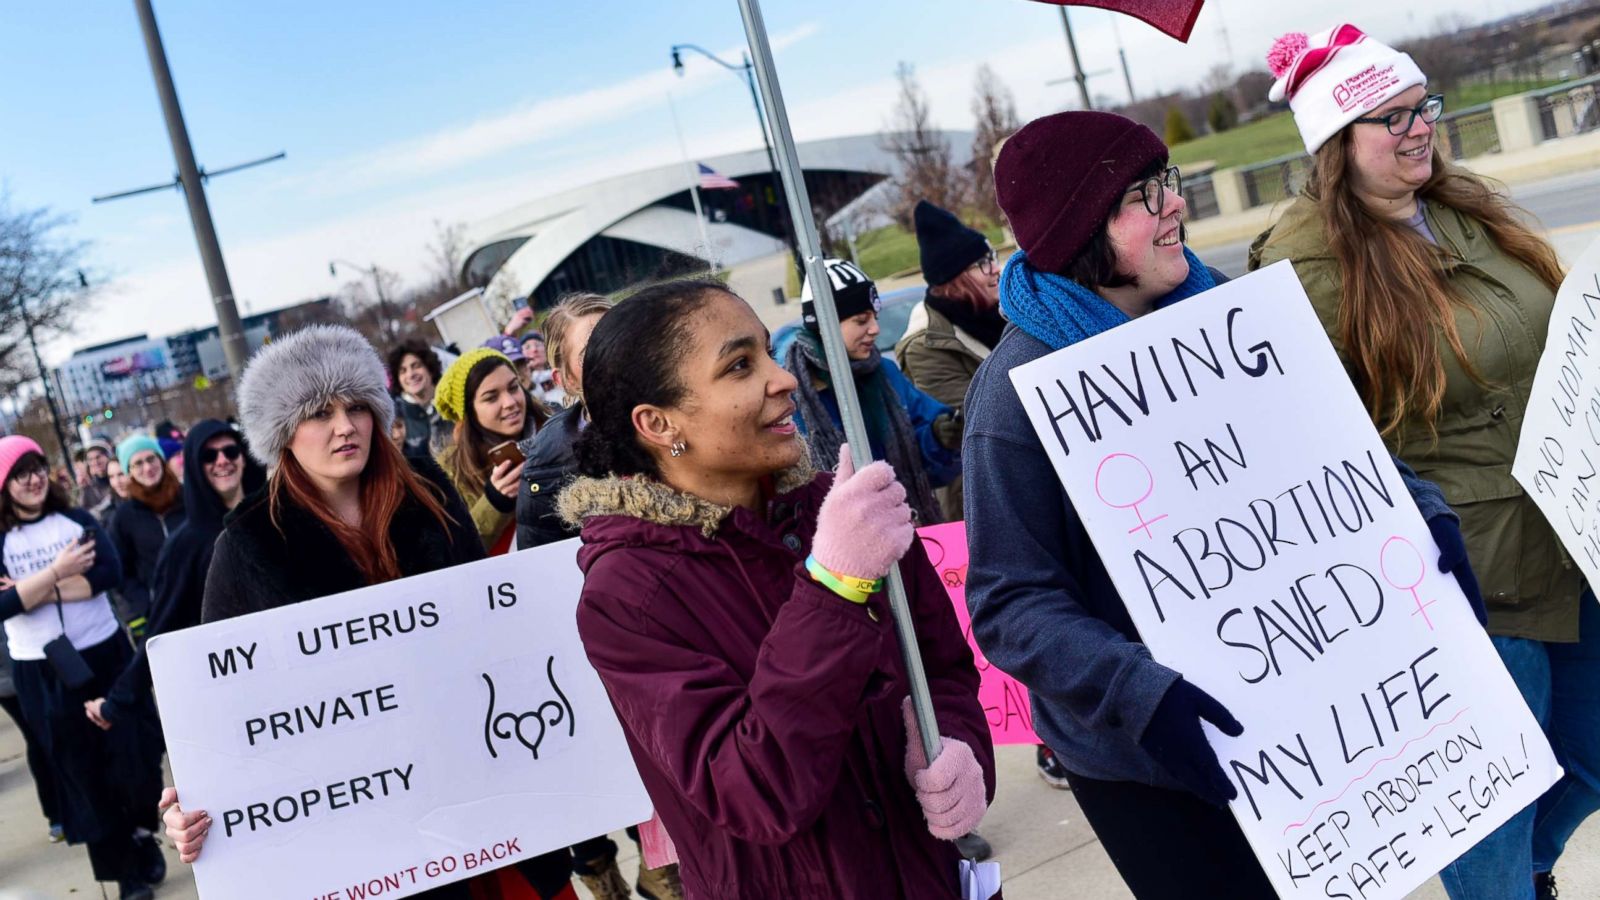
[994,111,1169,274]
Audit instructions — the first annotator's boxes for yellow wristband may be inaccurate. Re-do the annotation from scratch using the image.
[806,556,871,604]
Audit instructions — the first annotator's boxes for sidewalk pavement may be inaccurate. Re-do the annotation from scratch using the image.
[8,705,1587,900]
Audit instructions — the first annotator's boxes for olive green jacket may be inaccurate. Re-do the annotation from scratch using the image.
[895,300,990,522]
[1249,194,1581,642]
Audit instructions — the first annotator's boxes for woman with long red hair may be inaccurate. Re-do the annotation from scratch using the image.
[155,325,575,899]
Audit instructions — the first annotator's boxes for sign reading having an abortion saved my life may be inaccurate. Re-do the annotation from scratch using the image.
[1513,236,1600,589]
[1008,261,1560,900]
[148,540,652,900]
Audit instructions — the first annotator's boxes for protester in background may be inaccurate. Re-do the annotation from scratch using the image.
[516,293,611,552]
[436,343,549,553]
[1,630,63,842]
[521,330,565,407]
[108,435,185,644]
[106,460,131,503]
[158,325,574,900]
[1248,26,1598,900]
[75,441,116,521]
[964,110,1480,899]
[0,436,162,900]
[897,202,1001,523]
[386,338,451,457]
[560,279,994,897]
[505,293,675,899]
[783,259,961,526]
[86,420,265,735]
[898,202,1075,791]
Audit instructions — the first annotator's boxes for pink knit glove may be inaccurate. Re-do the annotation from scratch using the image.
[811,444,914,582]
[902,698,988,839]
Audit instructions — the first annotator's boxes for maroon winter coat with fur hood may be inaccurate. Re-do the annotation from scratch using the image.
[561,463,996,899]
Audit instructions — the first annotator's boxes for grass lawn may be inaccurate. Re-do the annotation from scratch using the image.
[1168,79,1561,173]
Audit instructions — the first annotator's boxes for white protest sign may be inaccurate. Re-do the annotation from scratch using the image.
[148,539,652,900]
[1009,261,1560,900]
[1513,235,1600,588]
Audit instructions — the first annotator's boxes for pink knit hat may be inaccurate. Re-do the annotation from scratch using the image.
[0,435,45,487]
[1266,24,1426,154]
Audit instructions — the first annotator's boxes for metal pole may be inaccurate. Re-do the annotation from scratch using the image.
[19,297,75,476]
[370,268,394,340]
[736,0,943,763]
[132,0,249,378]
[1109,13,1136,103]
[667,91,717,271]
[741,54,803,281]
[1058,7,1093,110]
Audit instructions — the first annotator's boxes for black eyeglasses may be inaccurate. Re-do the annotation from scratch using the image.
[970,249,998,277]
[7,462,46,484]
[1354,94,1445,136]
[199,444,242,465]
[1127,166,1182,217]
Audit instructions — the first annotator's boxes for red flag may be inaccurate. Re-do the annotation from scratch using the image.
[1027,0,1205,42]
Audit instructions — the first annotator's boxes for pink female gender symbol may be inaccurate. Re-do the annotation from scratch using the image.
[1380,536,1437,630]
[1095,452,1169,540]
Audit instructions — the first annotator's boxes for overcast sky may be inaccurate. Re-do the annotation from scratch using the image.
[1,0,1554,363]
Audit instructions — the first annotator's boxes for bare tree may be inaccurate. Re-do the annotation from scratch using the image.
[970,64,1022,227]
[0,196,97,462]
[0,196,96,396]
[881,63,965,229]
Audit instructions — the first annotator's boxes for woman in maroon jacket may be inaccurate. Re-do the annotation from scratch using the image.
[557,278,995,898]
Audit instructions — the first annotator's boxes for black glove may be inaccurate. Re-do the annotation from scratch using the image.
[932,411,963,451]
[1138,678,1243,807]
[1428,514,1487,627]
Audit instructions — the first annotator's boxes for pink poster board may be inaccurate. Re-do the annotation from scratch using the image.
[917,521,1041,746]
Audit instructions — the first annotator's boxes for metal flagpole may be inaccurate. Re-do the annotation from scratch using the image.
[667,91,717,272]
[736,0,942,763]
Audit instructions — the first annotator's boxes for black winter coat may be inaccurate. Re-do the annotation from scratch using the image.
[107,494,184,628]
[101,420,265,725]
[514,403,583,550]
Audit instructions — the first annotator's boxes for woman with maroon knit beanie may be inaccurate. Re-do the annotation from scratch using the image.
[961,110,1479,899]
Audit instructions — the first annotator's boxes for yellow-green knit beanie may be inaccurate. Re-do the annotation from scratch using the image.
[435,348,512,422]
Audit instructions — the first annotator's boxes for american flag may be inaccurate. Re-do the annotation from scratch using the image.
[697,163,740,191]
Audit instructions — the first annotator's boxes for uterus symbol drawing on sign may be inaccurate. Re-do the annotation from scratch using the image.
[1380,536,1438,630]
[481,655,577,761]
[1094,452,1168,539]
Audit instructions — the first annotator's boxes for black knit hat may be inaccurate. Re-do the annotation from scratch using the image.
[914,201,990,287]
[801,259,880,332]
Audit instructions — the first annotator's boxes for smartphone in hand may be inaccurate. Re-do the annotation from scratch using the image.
[487,441,525,469]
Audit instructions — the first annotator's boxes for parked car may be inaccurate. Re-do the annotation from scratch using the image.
[771,285,924,362]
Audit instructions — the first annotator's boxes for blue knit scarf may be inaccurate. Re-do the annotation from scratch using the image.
[998,247,1217,351]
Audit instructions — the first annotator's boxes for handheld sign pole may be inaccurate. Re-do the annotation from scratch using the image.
[736,0,942,763]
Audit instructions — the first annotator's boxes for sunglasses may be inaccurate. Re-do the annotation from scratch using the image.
[200,444,243,465]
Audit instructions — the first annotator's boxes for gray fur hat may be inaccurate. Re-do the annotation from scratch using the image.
[236,324,394,468]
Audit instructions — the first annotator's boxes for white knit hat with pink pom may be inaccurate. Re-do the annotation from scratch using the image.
[1265,24,1426,155]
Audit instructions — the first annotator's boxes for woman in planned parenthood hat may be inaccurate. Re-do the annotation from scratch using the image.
[1249,25,1598,900]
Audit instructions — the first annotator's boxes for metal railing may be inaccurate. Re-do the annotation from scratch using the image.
[1184,173,1220,221]
[1437,103,1501,159]
[1240,152,1314,208]
[1534,73,1600,140]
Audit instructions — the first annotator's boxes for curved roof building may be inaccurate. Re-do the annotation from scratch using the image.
[460,132,973,323]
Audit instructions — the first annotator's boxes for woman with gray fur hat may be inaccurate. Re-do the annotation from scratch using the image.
[155,325,575,899]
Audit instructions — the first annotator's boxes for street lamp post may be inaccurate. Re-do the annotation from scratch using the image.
[670,43,801,276]
[329,260,395,341]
